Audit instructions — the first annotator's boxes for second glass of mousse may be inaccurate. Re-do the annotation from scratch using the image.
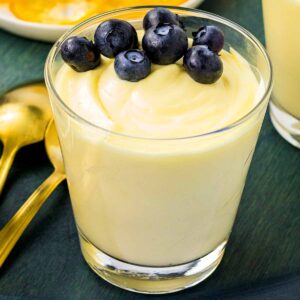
[263,0,300,148]
[45,6,272,294]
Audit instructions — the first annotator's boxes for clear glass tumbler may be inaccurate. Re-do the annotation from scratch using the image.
[45,6,272,294]
[263,0,300,148]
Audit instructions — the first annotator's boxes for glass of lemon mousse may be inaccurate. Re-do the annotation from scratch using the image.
[45,6,272,294]
[263,0,300,148]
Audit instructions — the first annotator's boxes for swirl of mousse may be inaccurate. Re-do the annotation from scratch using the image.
[55,48,261,139]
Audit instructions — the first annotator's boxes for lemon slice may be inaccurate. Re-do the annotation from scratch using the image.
[10,0,103,25]
[10,0,186,25]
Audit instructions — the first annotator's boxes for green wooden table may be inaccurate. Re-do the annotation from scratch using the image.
[0,0,299,299]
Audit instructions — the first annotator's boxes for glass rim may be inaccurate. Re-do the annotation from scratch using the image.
[45,5,273,141]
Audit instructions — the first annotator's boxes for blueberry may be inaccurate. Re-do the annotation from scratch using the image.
[60,36,100,72]
[143,7,182,30]
[193,25,224,53]
[114,50,151,82]
[142,23,188,65]
[183,45,223,84]
[94,19,138,58]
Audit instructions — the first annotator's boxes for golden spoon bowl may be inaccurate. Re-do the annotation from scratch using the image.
[0,83,52,194]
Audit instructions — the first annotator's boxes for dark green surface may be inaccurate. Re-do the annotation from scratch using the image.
[0,0,299,299]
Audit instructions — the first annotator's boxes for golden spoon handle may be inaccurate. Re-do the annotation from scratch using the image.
[0,144,18,195]
[0,171,65,267]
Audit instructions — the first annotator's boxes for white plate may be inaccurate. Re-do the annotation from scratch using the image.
[0,0,204,42]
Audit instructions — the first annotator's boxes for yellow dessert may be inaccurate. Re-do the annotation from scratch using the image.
[53,44,264,266]
[263,0,300,119]
[9,0,186,25]
[56,50,259,138]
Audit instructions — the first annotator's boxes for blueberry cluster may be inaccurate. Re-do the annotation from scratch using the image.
[184,25,224,84]
[60,7,224,84]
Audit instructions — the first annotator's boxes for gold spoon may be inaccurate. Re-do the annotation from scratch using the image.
[0,120,65,267]
[0,83,52,194]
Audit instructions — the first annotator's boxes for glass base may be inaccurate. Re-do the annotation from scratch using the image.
[78,229,226,294]
[270,101,300,149]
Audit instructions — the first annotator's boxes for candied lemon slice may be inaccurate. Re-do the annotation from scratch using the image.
[10,0,186,25]
[10,0,104,25]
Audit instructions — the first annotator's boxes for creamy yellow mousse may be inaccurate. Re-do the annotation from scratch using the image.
[54,43,265,266]
[56,49,260,139]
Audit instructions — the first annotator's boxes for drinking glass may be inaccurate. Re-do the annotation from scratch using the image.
[45,6,272,294]
[263,0,300,148]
